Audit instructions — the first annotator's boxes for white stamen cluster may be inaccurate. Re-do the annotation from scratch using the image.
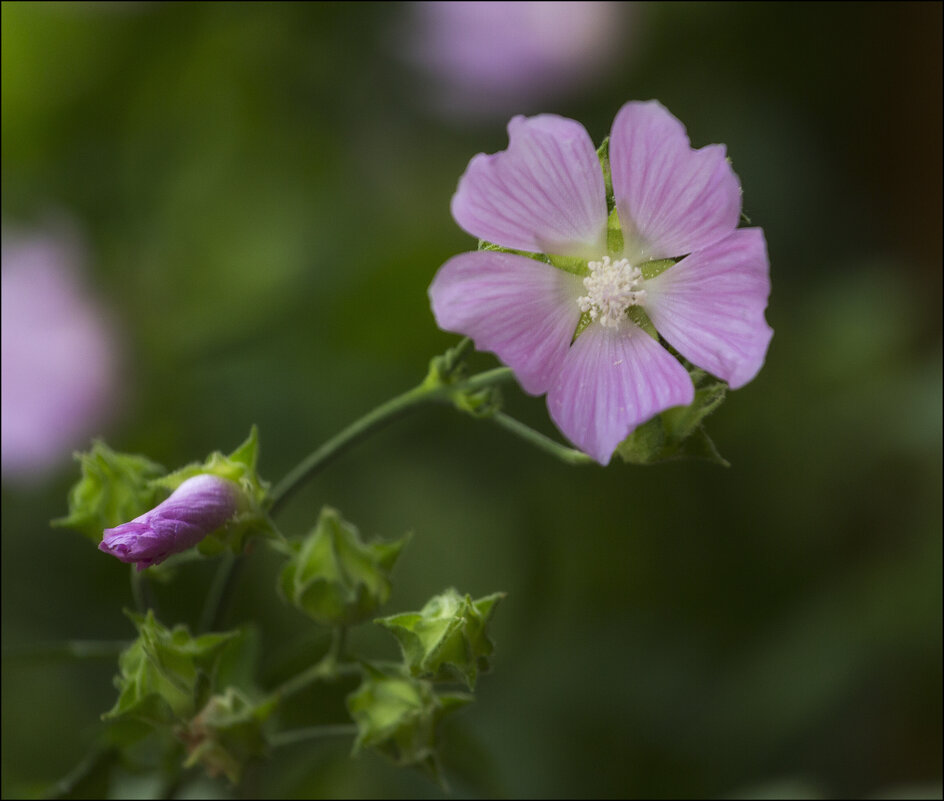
[577,256,647,329]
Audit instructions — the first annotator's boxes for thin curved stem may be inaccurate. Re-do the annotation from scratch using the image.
[202,365,521,633]
[41,744,117,800]
[269,385,430,516]
[269,627,359,701]
[489,412,595,466]
[270,724,358,749]
[269,367,515,516]
[199,552,242,633]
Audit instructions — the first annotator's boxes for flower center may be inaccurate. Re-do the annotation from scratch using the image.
[577,256,646,328]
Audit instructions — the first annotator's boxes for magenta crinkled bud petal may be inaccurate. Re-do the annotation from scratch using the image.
[99,474,241,570]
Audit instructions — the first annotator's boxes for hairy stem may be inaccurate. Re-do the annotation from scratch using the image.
[270,724,358,749]
[270,627,358,701]
[489,412,595,466]
[268,366,515,516]
[199,552,242,633]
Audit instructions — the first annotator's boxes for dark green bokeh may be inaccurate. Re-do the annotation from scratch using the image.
[2,2,940,798]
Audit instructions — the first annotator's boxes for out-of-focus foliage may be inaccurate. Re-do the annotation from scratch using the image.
[2,2,940,798]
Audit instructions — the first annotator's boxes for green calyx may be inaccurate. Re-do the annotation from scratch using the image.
[376,588,505,690]
[346,663,471,784]
[177,687,276,785]
[278,507,409,626]
[53,442,166,543]
[423,338,504,419]
[54,428,276,556]
[153,426,278,556]
[616,368,730,466]
[103,610,238,731]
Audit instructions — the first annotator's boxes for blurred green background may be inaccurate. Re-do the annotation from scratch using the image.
[2,2,941,798]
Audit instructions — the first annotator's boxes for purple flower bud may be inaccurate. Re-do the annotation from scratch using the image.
[99,475,242,570]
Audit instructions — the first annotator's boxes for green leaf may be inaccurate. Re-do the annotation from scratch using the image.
[376,588,505,690]
[347,664,472,786]
[278,507,409,626]
[53,442,166,543]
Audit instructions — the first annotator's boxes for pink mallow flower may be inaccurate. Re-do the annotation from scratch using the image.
[99,475,242,570]
[2,229,117,482]
[429,100,773,465]
[405,1,627,118]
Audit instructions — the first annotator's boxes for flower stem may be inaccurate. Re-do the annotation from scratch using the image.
[269,627,358,701]
[41,744,117,800]
[489,412,595,465]
[130,565,150,613]
[270,724,358,749]
[199,552,242,633]
[268,366,516,516]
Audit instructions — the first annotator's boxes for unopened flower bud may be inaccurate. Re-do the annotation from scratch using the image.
[99,474,243,570]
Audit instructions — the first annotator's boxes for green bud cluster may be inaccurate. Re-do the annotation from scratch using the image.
[58,380,514,790]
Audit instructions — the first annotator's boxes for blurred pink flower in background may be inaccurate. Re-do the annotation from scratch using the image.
[405,1,630,118]
[1,227,118,482]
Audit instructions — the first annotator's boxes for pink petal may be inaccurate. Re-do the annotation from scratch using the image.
[643,228,773,389]
[547,323,695,465]
[429,251,583,395]
[610,100,742,261]
[451,114,608,257]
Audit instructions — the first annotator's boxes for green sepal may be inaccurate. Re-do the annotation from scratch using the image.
[627,306,659,340]
[52,442,166,543]
[639,258,677,280]
[606,206,624,256]
[103,610,238,731]
[153,427,278,556]
[451,385,503,418]
[278,507,409,626]
[616,369,730,466]
[477,237,589,278]
[476,239,547,263]
[423,339,505,419]
[597,136,614,211]
[545,252,590,276]
[347,663,472,785]
[376,588,505,690]
[177,687,276,785]
[572,310,593,343]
